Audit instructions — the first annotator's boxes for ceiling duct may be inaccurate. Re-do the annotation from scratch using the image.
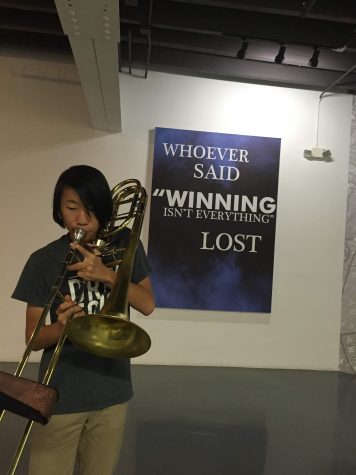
[54,0,121,132]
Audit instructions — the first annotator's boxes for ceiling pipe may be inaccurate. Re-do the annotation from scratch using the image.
[128,26,132,75]
[144,32,152,79]
[300,0,319,18]
[144,0,154,78]
[320,62,356,98]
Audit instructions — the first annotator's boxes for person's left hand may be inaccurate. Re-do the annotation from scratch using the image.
[68,243,114,286]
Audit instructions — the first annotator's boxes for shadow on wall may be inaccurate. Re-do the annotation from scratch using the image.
[0,56,107,160]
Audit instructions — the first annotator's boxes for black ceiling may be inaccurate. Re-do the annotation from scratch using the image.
[1,0,356,94]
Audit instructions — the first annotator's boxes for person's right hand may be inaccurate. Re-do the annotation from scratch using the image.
[56,294,84,326]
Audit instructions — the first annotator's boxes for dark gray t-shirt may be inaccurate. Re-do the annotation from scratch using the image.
[12,229,151,414]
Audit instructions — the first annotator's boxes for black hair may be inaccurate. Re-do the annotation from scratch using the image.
[52,165,113,230]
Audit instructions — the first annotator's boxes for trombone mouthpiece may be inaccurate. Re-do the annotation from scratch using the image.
[73,229,86,243]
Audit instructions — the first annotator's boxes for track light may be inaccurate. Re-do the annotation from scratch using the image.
[309,47,320,67]
[237,39,248,59]
[274,45,286,64]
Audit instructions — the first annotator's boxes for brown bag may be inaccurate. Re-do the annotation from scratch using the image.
[0,371,58,425]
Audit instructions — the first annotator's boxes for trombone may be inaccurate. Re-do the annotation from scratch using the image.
[0,179,151,475]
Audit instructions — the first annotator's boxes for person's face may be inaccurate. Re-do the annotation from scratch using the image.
[60,187,100,242]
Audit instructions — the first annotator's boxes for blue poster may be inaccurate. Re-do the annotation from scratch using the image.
[147,127,281,312]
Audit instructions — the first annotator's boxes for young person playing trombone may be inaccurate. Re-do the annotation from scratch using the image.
[12,165,155,475]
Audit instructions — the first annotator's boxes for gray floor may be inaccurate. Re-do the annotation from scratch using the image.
[1,362,356,475]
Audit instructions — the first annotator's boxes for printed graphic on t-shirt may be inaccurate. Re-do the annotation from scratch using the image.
[68,277,106,314]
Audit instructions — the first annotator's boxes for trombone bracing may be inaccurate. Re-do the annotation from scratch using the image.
[0,179,151,475]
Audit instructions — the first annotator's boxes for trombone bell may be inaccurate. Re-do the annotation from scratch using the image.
[65,314,151,358]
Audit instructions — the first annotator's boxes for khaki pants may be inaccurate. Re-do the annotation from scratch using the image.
[29,403,127,475]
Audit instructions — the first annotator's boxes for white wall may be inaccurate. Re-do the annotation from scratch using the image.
[0,54,352,370]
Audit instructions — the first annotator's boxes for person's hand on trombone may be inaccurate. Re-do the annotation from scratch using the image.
[68,243,116,288]
[56,295,84,326]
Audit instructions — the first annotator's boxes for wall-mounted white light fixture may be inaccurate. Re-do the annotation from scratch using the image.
[304,62,356,162]
[303,147,332,161]
[303,95,333,162]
